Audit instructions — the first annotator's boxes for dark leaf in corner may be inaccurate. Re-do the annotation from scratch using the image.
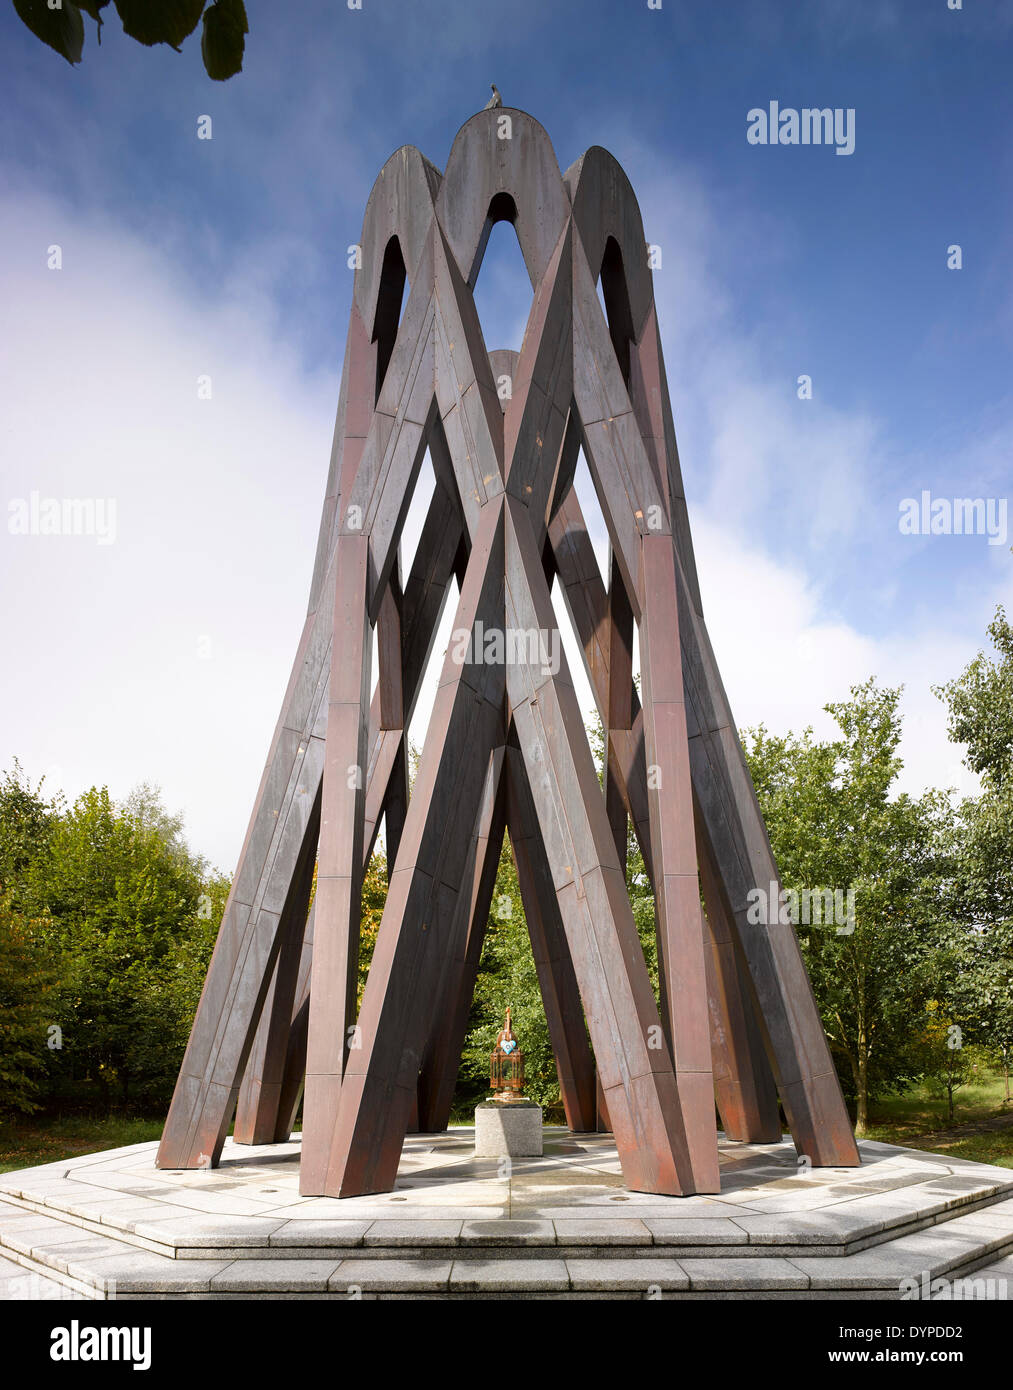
[13,0,86,64]
[113,0,205,50]
[200,0,247,81]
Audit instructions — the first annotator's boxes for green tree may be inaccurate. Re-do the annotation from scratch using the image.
[934,606,1013,1090]
[456,716,660,1119]
[588,710,659,998]
[356,853,388,1011]
[0,765,63,1116]
[0,760,62,911]
[18,781,226,1110]
[0,895,58,1118]
[743,679,954,1133]
[460,838,559,1115]
[911,999,985,1124]
[937,606,1013,797]
[162,867,230,1030]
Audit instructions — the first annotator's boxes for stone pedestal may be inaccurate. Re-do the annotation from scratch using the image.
[474,1100,543,1157]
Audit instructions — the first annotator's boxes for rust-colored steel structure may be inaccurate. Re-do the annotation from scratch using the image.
[157,109,860,1198]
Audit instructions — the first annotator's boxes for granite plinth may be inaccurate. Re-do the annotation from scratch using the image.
[474,1101,543,1158]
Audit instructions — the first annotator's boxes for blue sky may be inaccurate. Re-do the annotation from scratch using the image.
[1,0,1010,868]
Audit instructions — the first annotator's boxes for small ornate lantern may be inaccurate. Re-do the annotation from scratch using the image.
[490,1006,525,1102]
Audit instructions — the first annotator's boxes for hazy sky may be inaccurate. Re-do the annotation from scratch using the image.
[1,0,1010,871]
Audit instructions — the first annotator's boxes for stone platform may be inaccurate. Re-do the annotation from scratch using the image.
[2,1128,1013,1299]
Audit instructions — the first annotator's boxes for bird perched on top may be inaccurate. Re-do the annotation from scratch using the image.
[485,84,502,109]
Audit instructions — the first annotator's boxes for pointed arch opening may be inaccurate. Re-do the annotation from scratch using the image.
[468,193,533,354]
[372,234,409,403]
[597,235,635,388]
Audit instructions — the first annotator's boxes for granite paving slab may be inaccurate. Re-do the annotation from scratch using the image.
[448,1258,570,1292]
[67,1251,232,1294]
[210,1259,341,1292]
[552,1219,652,1246]
[791,1230,984,1291]
[729,1209,885,1246]
[566,1258,689,1291]
[17,1230,126,1266]
[330,1259,453,1293]
[2,1216,93,1258]
[643,1218,750,1245]
[269,1220,374,1247]
[3,1129,1012,1298]
[0,1254,85,1300]
[131,1214,288,1247]
[947,1254,1013,1295]
[363,1220,463,1247]
[459,1219,556,1246]
[685,1257,809,1291]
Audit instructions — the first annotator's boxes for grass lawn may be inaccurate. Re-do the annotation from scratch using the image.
[0,1116,470,1175]
[3,1073,1011,1174]
[865,1072,1013,1168]
[0,1116,164,1175]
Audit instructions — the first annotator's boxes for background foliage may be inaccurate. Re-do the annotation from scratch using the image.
[1,608,1010,1137]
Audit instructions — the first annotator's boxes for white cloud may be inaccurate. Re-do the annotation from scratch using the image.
[553,485,993,807]
[690,513,989,802]
[544,153,1010,807]
[2,161,1007,885]
[0,191,338,871]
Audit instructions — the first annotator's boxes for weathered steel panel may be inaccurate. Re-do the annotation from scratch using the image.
[162,108,858,1196]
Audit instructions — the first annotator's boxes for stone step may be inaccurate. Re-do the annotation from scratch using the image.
[3,1196,1013,1299]
[3,1185,1013,1264]
[5,1135,1013,1298]
[0,1249,90,1301]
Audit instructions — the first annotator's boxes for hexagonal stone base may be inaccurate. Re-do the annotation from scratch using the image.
[3,1131,1013,1298]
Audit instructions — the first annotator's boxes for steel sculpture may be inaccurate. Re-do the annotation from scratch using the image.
[157,108,861,1198]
